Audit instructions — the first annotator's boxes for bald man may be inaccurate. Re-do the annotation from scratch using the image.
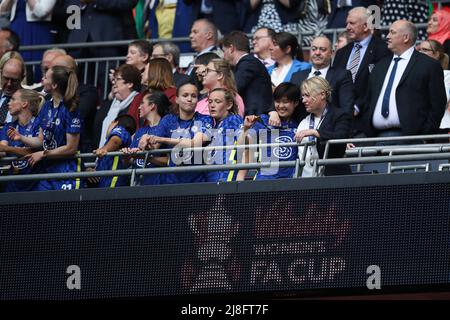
[290,36,355,122]
[364,20,446,139]
[186,19,223,76]
[0,58,24,125]
[332,7,391,137]
[51,54,99,153]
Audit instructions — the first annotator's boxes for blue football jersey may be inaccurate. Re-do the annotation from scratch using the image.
[154,112,214,184]
[36,100,83,191]
[205,114,243,182]
[0,117,41,192]
[130,125,164,185]
[96,126,131,188]
[251,114,298,180]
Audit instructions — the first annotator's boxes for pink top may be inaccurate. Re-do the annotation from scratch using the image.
[195,93,245,117]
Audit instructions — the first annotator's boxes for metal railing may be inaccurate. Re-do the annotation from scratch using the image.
[3,134,450,189]
[0,141,315,187]
[319,134,450,173]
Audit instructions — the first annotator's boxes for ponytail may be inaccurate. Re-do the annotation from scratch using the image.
[50,65,79,112]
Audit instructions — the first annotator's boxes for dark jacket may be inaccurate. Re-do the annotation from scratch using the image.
[234,54,273,116]
[364,50,447,137]
[183,0,242,35]
[290,67,355,121]
[62,0,137,44]
[332,35,391,133]
[317,107,353,176]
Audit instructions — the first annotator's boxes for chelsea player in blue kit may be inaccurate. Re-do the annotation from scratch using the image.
[237,83,300,181]
[23,66,83,191]
[204,88,243,182]
[139,81,214,184]
[0,89,44,192]
[94,115,136,188]
[123,91,171,185]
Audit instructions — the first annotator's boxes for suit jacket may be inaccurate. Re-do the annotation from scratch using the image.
[327,0,378,28]
[333,35,391,132]
[290,67,354,122]
[316,107,352,176]
[364,50,447,137]
[62,0,137,44]
[234,54,273,116]
[183,0,241,35]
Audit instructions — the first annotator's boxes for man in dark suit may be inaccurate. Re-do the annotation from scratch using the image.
[332,6,391,136]
[185,19,222,76]
[62,0,137,57]
[222,31,273,116]
[327,0,378,29]
[364,20,447,139]
[60,0,137,94]
[0,58,24,127]
[290,36,354,122]
[183,0,241,35]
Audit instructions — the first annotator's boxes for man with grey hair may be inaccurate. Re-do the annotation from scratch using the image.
[332,6,390,137]
[151,42,190,87]
[364,20,446,139]
[185,18,222,76]
[0,58,24,126]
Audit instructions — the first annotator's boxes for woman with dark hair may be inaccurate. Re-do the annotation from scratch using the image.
[139,80,214,184]
[123,91,171,185]
[94,114,136,188]
[93,64,142,149]
[17,66,83,191]
[237,82,299,181]
[267,32,310,87]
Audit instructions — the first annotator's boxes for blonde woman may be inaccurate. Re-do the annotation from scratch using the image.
[0,88,44,191]
[295,76,351,177]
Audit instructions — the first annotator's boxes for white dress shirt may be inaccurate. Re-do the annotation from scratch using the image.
[308,65,330,79]
[372,46,415,130]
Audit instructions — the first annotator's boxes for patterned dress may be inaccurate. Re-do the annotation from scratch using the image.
[381,0,429,41]
[251,0,328,46]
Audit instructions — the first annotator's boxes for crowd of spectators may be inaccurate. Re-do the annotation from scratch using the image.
[0,2,450,192]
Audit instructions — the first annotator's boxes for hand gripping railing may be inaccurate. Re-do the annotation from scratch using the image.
[0,140,315,186]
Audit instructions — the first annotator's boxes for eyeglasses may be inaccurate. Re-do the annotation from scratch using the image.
[252,35,271,42]
[419,47,434,53]
[2,76,21,84]
[206,68,219,74]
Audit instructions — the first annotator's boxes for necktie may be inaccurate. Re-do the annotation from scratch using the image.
[0,95,11,124]
[348,43,362,82]
[381,57,402,118]
[313,70,321,76]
